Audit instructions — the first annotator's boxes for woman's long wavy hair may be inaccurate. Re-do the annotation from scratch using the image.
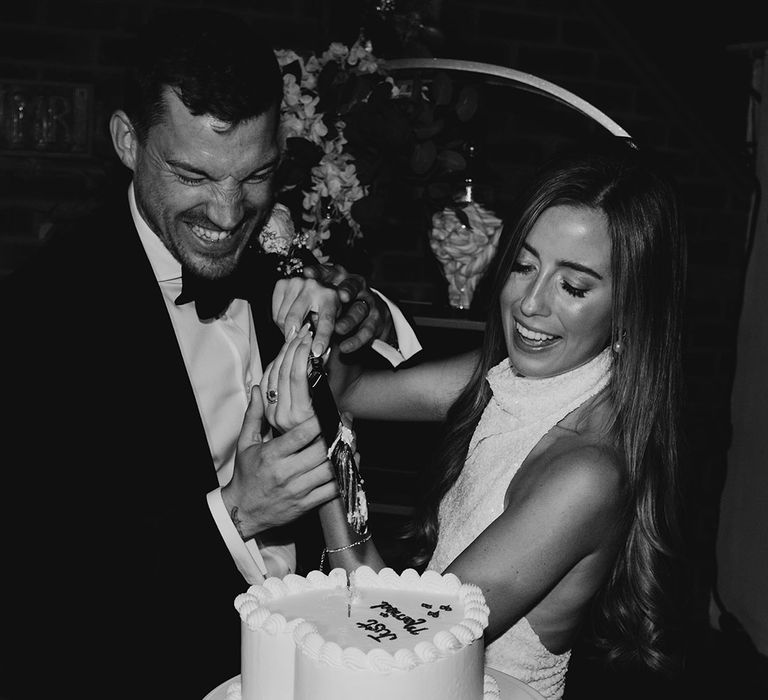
[405,142,686,672]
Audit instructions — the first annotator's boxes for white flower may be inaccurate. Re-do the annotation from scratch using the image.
[275,48,301,67]
[272,38,388,260]
[347,42,379,74]
[281,74,302,107]
[306,115,329,145]
[322,42,350,64]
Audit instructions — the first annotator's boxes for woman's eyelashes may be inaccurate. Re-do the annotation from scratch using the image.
[512,261,590,299]
[561,280,588,298]
[511,261,535,274]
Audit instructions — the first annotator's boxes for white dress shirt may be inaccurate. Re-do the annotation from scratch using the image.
[129,184,421,583]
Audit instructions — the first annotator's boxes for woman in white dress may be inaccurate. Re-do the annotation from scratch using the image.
[259,142,685,699]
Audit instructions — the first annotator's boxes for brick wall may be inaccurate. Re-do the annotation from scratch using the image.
[0,0,755,628]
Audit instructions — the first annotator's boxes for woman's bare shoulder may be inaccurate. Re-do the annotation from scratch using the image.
[538,437,626,527]
[509,431,626,531]
[540,393,625,507]
[555,440,624,499]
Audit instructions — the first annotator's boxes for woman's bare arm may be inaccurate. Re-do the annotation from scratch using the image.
[336,349,479,422]
[443,446,625,642]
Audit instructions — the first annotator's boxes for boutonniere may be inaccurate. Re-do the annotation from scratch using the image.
[258,202,314,277]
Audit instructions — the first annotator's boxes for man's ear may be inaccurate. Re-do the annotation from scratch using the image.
[109,110,138,171]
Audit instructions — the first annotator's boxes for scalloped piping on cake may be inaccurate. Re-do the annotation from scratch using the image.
[233,565,497,700]
[235,565,489,672]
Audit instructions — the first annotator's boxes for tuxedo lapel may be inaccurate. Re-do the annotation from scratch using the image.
[97,205,221,494]
[1,197,247,696]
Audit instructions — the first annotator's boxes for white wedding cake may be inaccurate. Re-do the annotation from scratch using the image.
[229,565,499,700]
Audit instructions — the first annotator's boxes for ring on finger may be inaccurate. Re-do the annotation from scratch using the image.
[356,298,370,314]
[266,388,279,404]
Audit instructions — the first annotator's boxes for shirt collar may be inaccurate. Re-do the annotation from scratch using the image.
[129,182,182,283]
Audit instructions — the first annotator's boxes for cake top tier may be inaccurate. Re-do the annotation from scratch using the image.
[234,566,490,673]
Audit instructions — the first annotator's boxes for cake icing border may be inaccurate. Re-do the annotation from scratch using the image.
[234,565,490,673]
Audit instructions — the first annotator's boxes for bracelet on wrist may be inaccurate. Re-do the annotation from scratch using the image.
[319,532,372,572]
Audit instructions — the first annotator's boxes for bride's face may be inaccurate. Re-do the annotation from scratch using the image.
[500,204,613,378]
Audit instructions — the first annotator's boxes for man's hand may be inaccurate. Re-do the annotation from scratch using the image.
[272,263,394,357]
[220,387,337,540]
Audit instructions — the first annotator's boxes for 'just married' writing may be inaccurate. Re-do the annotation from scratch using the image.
[355,600,432,643]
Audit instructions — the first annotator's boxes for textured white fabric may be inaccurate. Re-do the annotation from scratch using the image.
[428,349,613,699]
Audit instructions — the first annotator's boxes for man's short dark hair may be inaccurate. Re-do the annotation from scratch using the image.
[124,9,283,142]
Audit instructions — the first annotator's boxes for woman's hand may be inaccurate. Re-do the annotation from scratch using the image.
[272,277,339,358]
[260,323,317,434]
[272,264,393,358]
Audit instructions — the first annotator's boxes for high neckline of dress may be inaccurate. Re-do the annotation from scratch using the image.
[486,348,613,422]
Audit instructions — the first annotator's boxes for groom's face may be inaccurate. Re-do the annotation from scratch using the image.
[131,88,280,280]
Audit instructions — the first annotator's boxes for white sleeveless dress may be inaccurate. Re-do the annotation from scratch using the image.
[427,349,612,699]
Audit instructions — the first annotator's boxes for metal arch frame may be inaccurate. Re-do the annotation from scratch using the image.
[385,58,632,141]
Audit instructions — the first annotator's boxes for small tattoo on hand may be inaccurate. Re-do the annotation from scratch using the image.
[230,506,246,540]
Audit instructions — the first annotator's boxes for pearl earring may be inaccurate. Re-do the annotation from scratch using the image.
[612,340,623,354]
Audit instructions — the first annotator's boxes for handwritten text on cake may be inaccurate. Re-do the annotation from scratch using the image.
[356,600,436,643]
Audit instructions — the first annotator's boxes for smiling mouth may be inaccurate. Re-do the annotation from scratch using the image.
[189,223,237,243]
[515,320,559,347]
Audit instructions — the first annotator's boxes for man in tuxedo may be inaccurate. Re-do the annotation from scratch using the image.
[0,9,419,699]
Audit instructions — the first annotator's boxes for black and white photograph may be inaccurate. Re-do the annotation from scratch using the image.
[1,2,766,699]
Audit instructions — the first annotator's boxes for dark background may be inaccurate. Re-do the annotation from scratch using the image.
[1,1,767,697]
[611,0,764,144]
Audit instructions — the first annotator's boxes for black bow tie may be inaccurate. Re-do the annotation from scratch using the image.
[174,246,315,320]
[174,249,260,320]
[174,270,247,320]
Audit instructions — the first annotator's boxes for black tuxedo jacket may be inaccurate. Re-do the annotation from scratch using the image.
[0,198,321,699]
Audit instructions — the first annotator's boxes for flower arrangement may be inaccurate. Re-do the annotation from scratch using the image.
[272,40,387,266]
[270,37,482,274]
